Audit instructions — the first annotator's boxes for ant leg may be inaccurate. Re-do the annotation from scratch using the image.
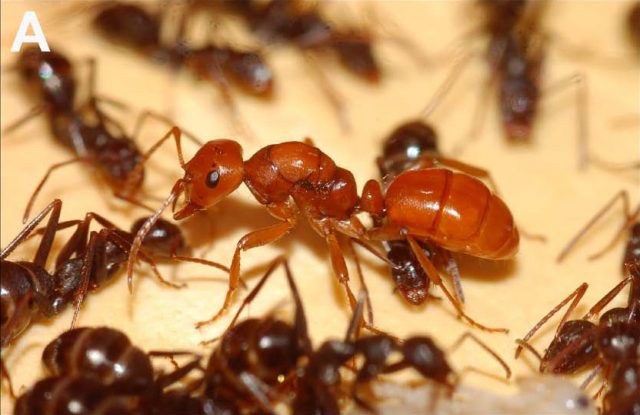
[302,50,351,132]
[437,249,465,304]
[23,157,94,222]
[449,332,511,379]
[70,231,106,328]
[406,236,508,333]
[195,201,298,327]
[118,126,189,201]
[345,239,374,325]
[557,190,632,262]
[541,72,588,170]
[2,104,48,135]
[583,275,634,320]
[515,282,588,358]
[1,199,62,261]
[419,53,472,119]
[127,183,184,293]
[129,110,204,147]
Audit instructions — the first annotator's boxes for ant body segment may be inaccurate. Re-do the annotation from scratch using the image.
[127,127,518,332]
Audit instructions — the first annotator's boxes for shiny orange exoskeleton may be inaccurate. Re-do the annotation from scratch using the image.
[127,128,518,332]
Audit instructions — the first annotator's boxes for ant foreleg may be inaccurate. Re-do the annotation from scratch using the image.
[196,203,298,328]
[70,231,106,328]
[515,282,588,358]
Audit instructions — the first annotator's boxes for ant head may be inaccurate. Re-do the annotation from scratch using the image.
[378,121,438,178]
[173,140,244,220]
[540,320,598,374]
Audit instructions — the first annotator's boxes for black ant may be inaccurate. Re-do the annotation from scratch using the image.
[515,263,639,414]
[91,0,274,136]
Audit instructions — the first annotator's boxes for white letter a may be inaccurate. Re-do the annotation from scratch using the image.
[11,11,50,52]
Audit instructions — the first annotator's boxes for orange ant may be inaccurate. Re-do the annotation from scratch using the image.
[126,125,518,333]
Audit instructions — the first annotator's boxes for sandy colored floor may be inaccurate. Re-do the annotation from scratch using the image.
[1,0,639,412]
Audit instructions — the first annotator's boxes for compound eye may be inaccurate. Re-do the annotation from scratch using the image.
[206,170,220,188]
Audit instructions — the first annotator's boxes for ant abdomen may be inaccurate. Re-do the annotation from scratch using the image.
[93,3,161,52]
[14,375,140,415]
[42,327,154,394]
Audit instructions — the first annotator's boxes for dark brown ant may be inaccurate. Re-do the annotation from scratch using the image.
[4,46,175,214]
[455,1,589,169]
[1,199,227,347]
[127,127,518,332]
[6,44,209,219]
[201,257,310,413]
[91,1,273,136]
[14,326,204,415]
[42,326,155,394]
[205,256,510,414]
[515,265,639,414]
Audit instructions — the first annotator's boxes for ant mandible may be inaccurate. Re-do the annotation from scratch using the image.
[127,127,518,333]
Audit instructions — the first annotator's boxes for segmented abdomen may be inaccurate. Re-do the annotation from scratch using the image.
[385,169,519,259]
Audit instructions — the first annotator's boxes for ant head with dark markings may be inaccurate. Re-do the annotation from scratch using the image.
[173,140,245,220]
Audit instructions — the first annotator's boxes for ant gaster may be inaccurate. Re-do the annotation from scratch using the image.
[14,326,203,415]
[127,128,518,332]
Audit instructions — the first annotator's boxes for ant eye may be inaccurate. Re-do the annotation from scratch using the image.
[206,170,220,188]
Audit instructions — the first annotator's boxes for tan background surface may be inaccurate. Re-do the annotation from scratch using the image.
[1,0,639,412]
